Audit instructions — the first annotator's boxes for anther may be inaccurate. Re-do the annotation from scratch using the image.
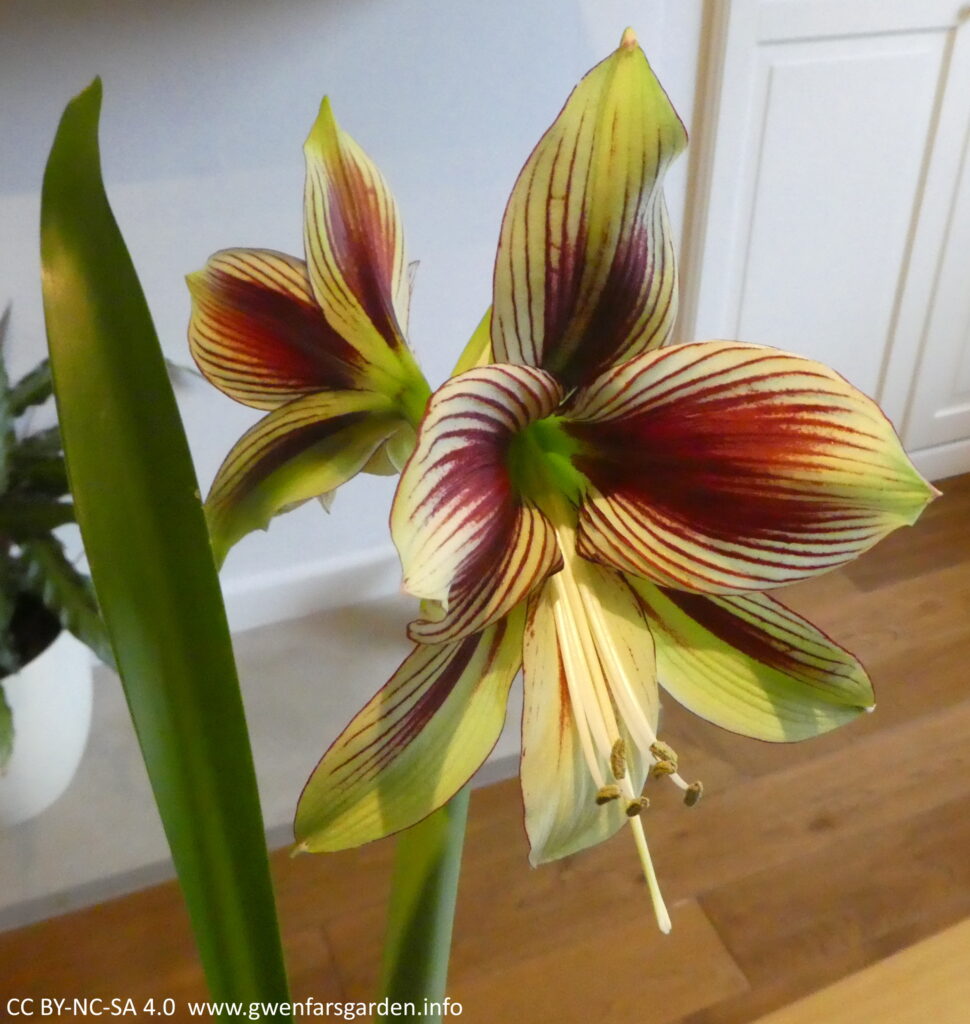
[610,738,627,780]
[649,740,678,766]
[625,797,650,817]
[596,785,621,805]
[684,781,704,807]
[651,759,677,778]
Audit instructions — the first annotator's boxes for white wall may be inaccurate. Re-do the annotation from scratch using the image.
[0,0,705,627]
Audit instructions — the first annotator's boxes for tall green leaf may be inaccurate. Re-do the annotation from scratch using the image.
[40,79,291,1014]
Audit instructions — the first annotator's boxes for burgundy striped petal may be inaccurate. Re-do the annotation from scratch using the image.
[187,249,367,409]
[303,98,414,387]
[491,30,686,389]
[566,342,937,593]
[205,390,398,566]
[392,364,564,643]
[628,579,874,740]
[294,608,524,852]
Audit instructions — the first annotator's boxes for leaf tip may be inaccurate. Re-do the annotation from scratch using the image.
[619,26,638,51]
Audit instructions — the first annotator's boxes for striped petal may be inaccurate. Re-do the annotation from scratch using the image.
[206,390,398,566]
[294,608,524,852]
[628,579,873,740]
[187,249,368,409]
[303,98,414,389]
[521,560,657,865]
[392,364,564,643]
[567,342,938,593]
[491,28,686,389]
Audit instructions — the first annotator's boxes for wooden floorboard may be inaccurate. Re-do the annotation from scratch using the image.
[1,473,968,1022]
[749,917,970,1024]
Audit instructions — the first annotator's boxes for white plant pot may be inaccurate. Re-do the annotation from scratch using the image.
[0,631,94,827]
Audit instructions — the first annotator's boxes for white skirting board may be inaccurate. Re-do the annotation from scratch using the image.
[0,752,520,935]
[910,438,970,483]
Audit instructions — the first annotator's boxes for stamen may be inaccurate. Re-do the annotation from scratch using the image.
[610,738,627,780]
[650,759,677,778]
[625,796,650,817]
[649,740,678,766]
[668,771,690,791]
[575,566,660,756]
[551,599,607,788]
[596,785,621,805]
[684,781,704,807]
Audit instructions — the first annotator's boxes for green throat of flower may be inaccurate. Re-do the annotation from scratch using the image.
[507,415,587,514]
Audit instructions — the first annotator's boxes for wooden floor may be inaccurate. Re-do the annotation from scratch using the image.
[2,474,969,1022]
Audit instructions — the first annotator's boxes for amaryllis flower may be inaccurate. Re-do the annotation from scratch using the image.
[187,99,430,565]
[294,31,936,931]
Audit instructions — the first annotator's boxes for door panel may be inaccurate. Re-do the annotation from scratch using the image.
[687,0,970,471]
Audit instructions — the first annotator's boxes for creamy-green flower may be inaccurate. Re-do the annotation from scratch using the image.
[187,99,429,566]
[293,30,936,932]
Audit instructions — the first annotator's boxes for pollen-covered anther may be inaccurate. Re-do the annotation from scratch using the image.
[610,738,627,780]
[684,781,704,807]
[596,785,621,805]
[649,740,679,767]
[650,759,677,779]
[625,796,650,817]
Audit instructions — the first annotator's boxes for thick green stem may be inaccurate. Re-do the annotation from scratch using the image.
[378,788,470,1022]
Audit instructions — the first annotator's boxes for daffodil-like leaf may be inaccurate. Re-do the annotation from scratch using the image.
[628,580,874,740]
[568,341,937,593]
[206,390,398,566]
[295,607,524,852]
[391,364,564,643]
[491,28,686,388]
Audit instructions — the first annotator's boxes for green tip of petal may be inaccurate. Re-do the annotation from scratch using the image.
[619,26,638,50]
[306,95,338,153]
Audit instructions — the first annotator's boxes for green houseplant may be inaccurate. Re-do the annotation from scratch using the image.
[0,305,113,814]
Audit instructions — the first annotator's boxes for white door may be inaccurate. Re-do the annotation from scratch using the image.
[684,0,970,478]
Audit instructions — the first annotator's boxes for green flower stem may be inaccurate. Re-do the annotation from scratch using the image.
[378,788,470,1022]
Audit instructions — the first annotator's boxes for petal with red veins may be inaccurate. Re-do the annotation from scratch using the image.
[521,569,653,864]
[187,249,367,409]
[408,505,562,643]
[627,578,873,740]
[491,31,686,388]
[567,342,938,593]
[206,390,398,566]
[304,98,413,386]
[294,608,524,852]
[392,364,564,642]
